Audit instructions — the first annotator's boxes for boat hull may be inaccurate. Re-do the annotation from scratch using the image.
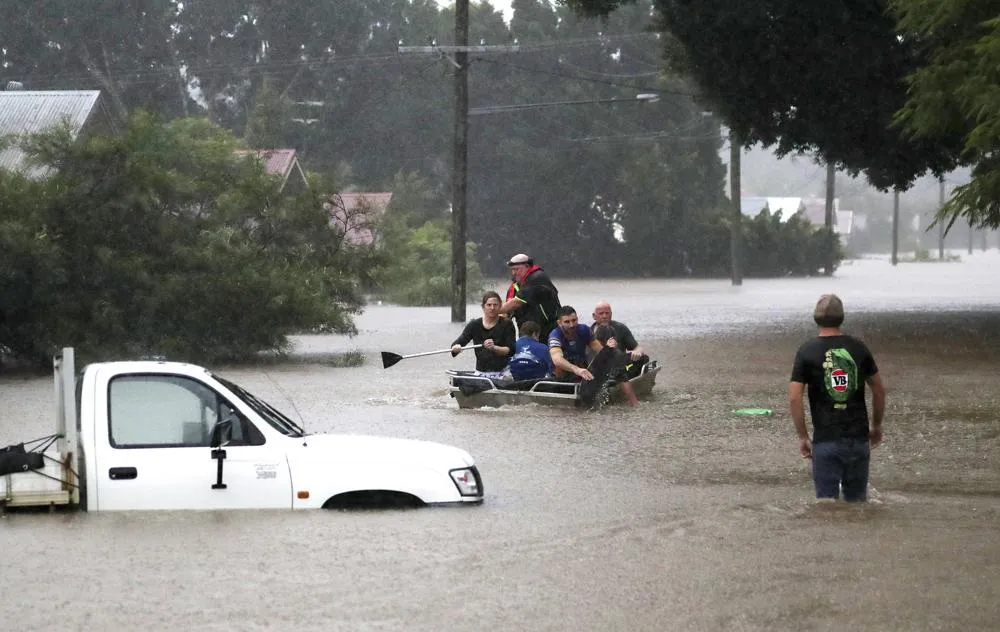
[447,360,661,409]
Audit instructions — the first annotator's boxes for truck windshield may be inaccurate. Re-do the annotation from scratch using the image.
[213,375,306,437]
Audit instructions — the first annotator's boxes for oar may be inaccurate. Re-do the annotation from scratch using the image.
[381,344,483,369]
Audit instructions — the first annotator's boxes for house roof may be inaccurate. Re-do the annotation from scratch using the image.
[234,148,296,177]
[232,148,305,191]
[329,192,393,246]
[0,90,102,175]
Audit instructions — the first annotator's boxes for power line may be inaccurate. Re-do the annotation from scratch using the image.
[474,56,699,99]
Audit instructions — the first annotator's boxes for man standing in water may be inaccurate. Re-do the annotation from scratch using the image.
[789,294,886,502]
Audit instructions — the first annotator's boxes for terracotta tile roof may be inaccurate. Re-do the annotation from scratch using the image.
[233,148,298,176]
[328,192,393,246]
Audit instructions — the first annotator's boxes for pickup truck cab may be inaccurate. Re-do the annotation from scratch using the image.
[0,349,483,511]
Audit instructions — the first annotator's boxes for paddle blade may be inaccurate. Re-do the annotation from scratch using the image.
[381,351,403,369]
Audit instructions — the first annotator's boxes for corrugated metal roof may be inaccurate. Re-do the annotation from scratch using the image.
[0,90,102,175]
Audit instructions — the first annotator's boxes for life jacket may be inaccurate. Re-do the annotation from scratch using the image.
[505,281,519,301]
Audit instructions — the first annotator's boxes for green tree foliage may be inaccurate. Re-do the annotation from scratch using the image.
[892,0,1000,229]
[0,0,189,118]
[564,0,961,191]
[740,211,842,277]
[372,171,485,305]
[0,113,367,366]
[1,0,819,281]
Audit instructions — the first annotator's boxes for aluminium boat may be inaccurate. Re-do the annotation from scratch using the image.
[447,359,661,409]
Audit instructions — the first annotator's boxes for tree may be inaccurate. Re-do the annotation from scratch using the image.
[0,0,189,118]
[0,113,367,366]
[563,0,963,192]
[892,0,1000,230]
[372,171,485,306]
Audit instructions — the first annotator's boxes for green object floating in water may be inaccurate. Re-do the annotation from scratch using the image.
[732,407,774,416]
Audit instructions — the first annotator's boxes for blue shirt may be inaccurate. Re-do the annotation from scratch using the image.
[548,324,593,368]
[509,336,554,381]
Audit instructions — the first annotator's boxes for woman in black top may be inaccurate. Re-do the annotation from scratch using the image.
[451,291,515,372]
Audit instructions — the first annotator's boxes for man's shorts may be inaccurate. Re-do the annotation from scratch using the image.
[811,437,871,502]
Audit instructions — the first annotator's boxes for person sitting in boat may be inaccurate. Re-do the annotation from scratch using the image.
[451,291,516,374]
[592,300,650,379]
[592,323,641,406]
[547,305,602,381]
[509,321,554,381]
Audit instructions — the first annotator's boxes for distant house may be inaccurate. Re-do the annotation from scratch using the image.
[328,192,393,246]
[802,197,854,235]
[232,148,308,194]
[739,196,803,220]
[740,196,769,217]
[0,89,117,177]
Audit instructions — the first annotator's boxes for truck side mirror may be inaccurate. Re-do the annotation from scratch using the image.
[209,418,233,448]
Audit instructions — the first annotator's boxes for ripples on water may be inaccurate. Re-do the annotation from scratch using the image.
[2,254,999,630]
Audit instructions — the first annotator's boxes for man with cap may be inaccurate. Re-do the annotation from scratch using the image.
[789,294,886,502]
[500,253,561,337]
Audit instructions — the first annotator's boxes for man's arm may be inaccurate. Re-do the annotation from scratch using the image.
[867,372,886,447]
[788,381,811,458]
[501,281,531,315]
[617,323,644,360]
[550,347,593,380]
[499,296,523,315]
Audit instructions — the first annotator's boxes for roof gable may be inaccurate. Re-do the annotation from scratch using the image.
[233,148,305,191]
[0,90,103,175]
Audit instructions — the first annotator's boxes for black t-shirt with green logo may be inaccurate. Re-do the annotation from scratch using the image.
[790,334,878,443]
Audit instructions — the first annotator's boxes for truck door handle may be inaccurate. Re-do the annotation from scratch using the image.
[109,467,138,480]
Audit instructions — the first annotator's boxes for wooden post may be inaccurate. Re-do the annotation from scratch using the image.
[451,0,469,323]
[891,189,900,266]
[938,177,945,259]
[730,131,743,286]
[824,162,835,275]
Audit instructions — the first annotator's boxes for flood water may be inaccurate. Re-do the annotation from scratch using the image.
[2,253,999,631]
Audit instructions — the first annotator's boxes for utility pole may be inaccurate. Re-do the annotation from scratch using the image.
[451,0,469,323]
[892,189,900,266]
[398,7,518,323]
[938,177,946,259]
[729,130,743,286]
[824,162,836,276]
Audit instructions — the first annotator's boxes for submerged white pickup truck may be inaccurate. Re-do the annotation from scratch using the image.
[0,349,483,511]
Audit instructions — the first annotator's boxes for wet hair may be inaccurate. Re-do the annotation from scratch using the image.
[813,293,845,328]
[481,290,502,306]
[519,321,541,339]
[555,305,577,321]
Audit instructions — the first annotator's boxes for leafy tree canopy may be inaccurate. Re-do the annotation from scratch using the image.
[564,0,962,192]
[892,0,1000,229]
[0,112,368,366]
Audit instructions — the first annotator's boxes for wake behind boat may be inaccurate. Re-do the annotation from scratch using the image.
[447,359,661,409]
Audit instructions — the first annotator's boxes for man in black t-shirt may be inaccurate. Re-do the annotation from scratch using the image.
[789,294,886,502]
[592,301,648,378]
